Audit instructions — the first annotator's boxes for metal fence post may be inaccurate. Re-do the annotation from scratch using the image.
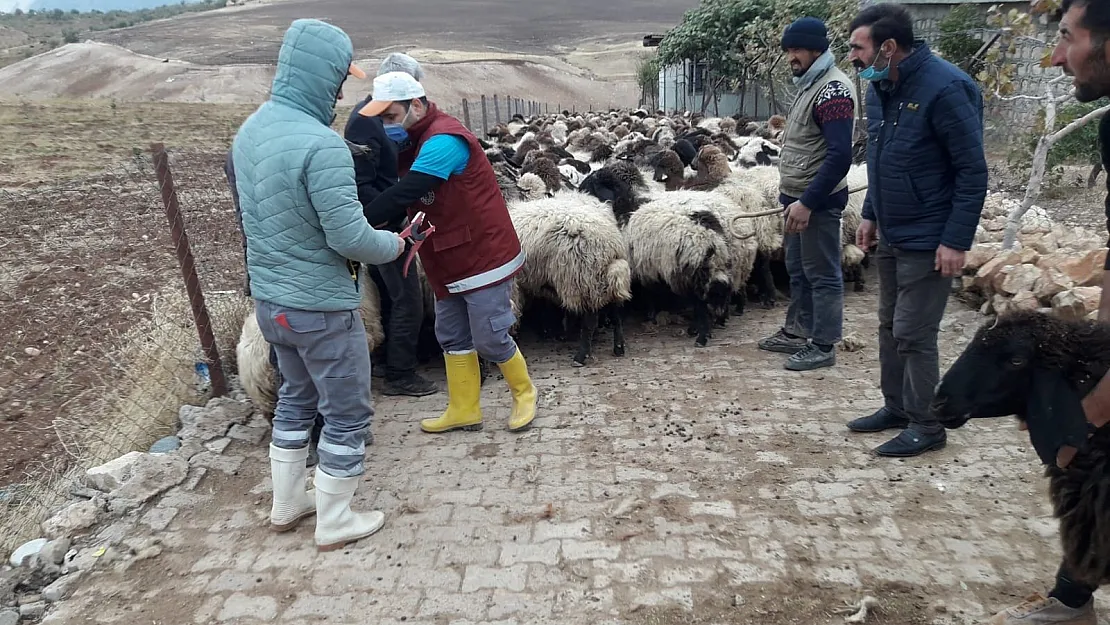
[150,143,229,398]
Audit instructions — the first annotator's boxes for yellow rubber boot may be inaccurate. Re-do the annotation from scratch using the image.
[420,351,484,433]
[498,348,537,431]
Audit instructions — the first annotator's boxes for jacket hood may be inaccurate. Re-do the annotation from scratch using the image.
[270,19,356,125]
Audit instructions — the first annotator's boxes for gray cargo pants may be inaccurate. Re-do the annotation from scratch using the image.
[434,279,519,364]
[254,299,372,478]
[875,241,952,435]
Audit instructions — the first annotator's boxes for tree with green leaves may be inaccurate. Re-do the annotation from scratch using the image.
[655,0,856,113]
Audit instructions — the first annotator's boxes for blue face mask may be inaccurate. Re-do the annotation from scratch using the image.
[858,48,892,82]
[384,123,408,144]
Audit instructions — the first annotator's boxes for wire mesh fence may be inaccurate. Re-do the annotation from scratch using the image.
[0,144,251,557]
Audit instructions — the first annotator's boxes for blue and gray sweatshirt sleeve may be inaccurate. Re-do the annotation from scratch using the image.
[799,80,855,210]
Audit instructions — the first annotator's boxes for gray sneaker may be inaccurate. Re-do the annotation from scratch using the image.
[757,329,808,354]
[988,593,1096,625]
[784,343,835,371]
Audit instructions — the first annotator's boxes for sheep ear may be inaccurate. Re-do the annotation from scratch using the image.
[1024,367,1091,466]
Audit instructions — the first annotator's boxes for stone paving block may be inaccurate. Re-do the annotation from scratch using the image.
[499,541,560,566]
[461,564,529,592]
[227,424,268,445]
[217,593,277,621]
[532,519,590,542]
[561,540,621,561]
[418,588,493,621]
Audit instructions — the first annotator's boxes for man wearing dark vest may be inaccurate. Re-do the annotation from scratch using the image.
[758,16,857,372]
[356,71,537,434]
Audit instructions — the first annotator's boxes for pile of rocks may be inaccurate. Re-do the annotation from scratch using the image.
[958,191,1106,319]
[3,388,261,624]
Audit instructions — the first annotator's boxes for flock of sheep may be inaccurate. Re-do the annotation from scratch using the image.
[232,107,1110,582]
[237,107,871,419]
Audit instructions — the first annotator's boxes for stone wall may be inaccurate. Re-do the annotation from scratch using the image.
[901,1,1060,145]
[958,191,1107,319]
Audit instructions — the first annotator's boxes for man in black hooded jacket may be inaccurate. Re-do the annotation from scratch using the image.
[343,53,437,398]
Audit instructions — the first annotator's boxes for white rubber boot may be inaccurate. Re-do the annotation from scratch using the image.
[313,469,385,552]
[269,443,316,532]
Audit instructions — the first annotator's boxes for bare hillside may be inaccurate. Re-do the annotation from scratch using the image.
[0,41,638,107]
[92,0,695,64]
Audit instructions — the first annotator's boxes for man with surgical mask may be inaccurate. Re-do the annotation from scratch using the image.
[343,53,438,398]
[843,3,987,458]
[757,16,856,372]
[357,72,537,437]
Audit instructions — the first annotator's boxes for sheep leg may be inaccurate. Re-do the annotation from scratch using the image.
[733,289,747,317]
[693,299,711,347]
[573,310,599,367]
[753,252,777,308]
[478,355,490,386]
[854,264,867,292]
[608,305,626,357]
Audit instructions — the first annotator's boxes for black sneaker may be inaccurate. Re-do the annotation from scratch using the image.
[784,343,835,371]
[383,373,438,397]
[758,329,808,354]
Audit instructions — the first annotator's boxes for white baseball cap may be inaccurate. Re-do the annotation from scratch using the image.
[358,71,426,117]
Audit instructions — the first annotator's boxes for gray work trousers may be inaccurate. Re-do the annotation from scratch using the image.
[255,300,372,478]
[875,241,952,435]
[374,253,424,380]
[434,279,519,364]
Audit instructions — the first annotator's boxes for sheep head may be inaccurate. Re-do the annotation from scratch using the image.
[932,310,1108,466]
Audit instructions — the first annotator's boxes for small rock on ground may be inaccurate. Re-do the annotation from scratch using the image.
[0,609,19,625]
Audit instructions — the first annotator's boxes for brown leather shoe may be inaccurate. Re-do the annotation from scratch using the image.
[988,593,1096,625]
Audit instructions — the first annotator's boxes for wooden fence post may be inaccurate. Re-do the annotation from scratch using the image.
[493,95,501,123]
[150,143,229,398]
[481,95,489,136]
[462,98,472,130]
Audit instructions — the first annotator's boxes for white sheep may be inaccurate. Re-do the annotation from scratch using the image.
[237,269,384,421]
[507,183,633,366]
[622,198,735,347]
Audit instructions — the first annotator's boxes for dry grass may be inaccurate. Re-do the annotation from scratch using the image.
[0,100,256,553]
[0,98,255,186]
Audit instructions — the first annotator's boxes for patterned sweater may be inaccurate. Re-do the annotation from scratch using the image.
[779,79,856,210]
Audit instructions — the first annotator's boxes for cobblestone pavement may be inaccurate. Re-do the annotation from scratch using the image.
[40,280,1110,625]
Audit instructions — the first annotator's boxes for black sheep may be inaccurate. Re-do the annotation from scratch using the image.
[932,310,1110,587]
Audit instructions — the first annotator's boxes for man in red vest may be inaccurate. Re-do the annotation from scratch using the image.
[357,71,536,434]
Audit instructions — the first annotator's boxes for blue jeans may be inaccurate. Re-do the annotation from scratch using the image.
[254,300,372,478]
[782,200,844,346]
[434,279,519,364]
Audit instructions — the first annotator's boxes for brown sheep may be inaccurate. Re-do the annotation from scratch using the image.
[683,145,731,191]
